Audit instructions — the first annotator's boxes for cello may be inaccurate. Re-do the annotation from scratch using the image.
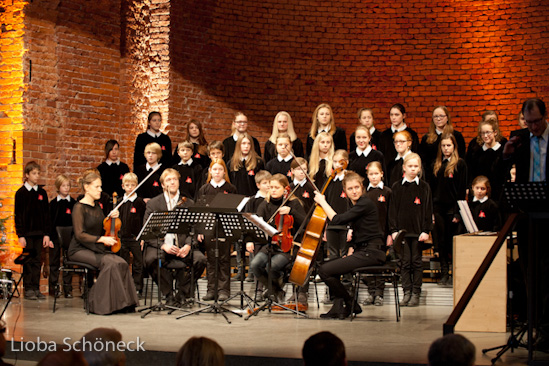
[288,159,348,287]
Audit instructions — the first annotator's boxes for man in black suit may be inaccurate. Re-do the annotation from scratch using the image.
[503,98,548,352]
[143,168,206,306]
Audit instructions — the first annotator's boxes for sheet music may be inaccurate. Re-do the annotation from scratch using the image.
[458,200,479,234]
[242,213,279,237]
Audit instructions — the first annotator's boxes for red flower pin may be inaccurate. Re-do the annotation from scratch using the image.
[38,194,43,201]
[186,177,192,183]
[194,153,200,158]
[223,191,228,194]
[414,197,421,205]
[248,170,255,176]
[66,208,72,214]
[372,144,377,150]
[378,195,386,202]
[120,174,124,180]
[449,173,453,178]
[131,207,137,213]
[161,145,166,150]
[99,203,104,209]
[302,191,310,198]
[340,191,347,198]
[153,181,159,187]
[479,211,486,218]
[287,170,292,177]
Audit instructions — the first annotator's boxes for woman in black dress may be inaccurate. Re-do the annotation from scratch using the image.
[264,111,304,163]
[68,171,138,315]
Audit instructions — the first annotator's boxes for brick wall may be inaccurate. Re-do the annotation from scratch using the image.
[0,0,548,265]
[23,0,134,197]
[169,0,549,147]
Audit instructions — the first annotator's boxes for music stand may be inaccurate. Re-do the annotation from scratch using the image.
[166,207,215,312]
[221,213,269,312]
[137,211,190,318]
[0,251,33,318]
[244,214,309,320]
[483,182,549,363]
[176,194,246,323]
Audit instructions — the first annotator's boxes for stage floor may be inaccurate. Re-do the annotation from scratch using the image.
[1,282,547,366]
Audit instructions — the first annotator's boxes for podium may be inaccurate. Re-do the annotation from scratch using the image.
[453,234,506,332]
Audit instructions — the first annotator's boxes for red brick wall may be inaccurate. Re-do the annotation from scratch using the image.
[169,0,549,150]
[23,0,134,198]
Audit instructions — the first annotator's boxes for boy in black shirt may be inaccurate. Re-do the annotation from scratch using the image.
[15,161,52,300]
[48,174,75,298]
[172,141,202,200]
[119,173,146,295]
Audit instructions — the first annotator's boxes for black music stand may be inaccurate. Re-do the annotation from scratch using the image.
[176,194,246,323]
[137,211,190,318]
[483,182,549,364]
[221,212,268,312]
[166,207,215,312]
[0,251,32,319]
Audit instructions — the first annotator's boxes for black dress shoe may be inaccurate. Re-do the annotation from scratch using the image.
[320,298,345,319]
[64,292,73,299]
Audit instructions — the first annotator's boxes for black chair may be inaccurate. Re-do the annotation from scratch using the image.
[52,226,98,314]
[350,230,406,322]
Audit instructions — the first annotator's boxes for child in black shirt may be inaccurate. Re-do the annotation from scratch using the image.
[119,173,146,294]
[172,141,202,200]
[48,174,75,298]
[135,142,164,202]
[389,153,433,307]
[364,161,392,306]
[97,140,130,197]
[15,161,52,300]
[265,134,294,179]
[229,133,265,196]
[469,176,500,232]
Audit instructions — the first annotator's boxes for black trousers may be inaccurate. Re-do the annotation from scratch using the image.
[119,239,144,292]
[204,236,231,295]
[23,235,43,292]
[432,209,458,273]
[401,237,423,295]
[49,237,72,294]
[319,246,385,302]
[144,245,206,299]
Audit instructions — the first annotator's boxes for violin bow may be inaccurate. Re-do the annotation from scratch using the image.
[106,163,163,217]
[266,183,301,225]
[284,147,321,193]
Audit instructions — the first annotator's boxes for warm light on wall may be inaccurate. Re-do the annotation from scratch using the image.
[0,0,28,268]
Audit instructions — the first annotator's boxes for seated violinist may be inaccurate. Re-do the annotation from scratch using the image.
[314,171,386,319]
[143,168,206,306]
[248,174,306,303]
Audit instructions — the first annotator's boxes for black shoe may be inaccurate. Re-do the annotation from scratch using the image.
[320,299,345,319]
[401,293,411,306]
[24,290,37,300]
[166,296,176,306]
[345,300,362,316]
[408,293,420,307]
[202,293,215,301]
[64,292,73,299]
[35,291,46,300]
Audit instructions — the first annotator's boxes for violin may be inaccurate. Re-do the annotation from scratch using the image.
[272,186,294,253]
[103,192,122,253]
[289,159,348,286]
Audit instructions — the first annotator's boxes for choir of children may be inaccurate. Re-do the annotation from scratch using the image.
[16,103,525,316]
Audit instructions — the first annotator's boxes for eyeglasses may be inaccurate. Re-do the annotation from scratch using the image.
[480,131,494,136]
[394,140,410,145]
[433,115,447,119]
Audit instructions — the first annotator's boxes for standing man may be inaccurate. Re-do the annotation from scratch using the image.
[503,98,549,352]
